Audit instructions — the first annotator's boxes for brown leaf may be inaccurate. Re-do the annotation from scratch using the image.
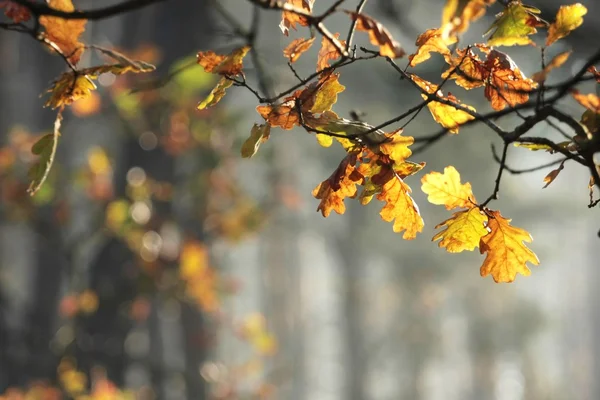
[531,51,571,83]
[283,37,316,63]
[316,33,345,72]
[279,0,314,36]
[346,12,405,58]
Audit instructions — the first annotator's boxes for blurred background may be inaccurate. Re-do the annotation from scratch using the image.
[0,0,599,399]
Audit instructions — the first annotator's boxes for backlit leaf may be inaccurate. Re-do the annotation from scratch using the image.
[409,28,457,67]
[433,208,489,252]
[442,0,495,36]
[421,166,476,210]
[485,1,547,47]
[28,109,63,196]
[198,77,233,109]
[312,154,362,217]
[572,90,600,113]
[479,210,539,283]
[316,134,333,147]
[346,12,405,58]
[379,128,414,165]
[40,0,87,65]
[531,51,571,83]
[310,73,345,114]
[317,33,345,72]
[543,163,564,188]
[197,46,250,76]
[377,172,423,239]
[283,37,315,63]
[546,3,587,46]
[280,0,314,36]
[241,123,271,158]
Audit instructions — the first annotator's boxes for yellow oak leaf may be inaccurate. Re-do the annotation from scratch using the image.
[421,166,476,210]
[379,128,414,165]
[546,3,587,46]
[479,210,539,283]
[485,2,547,47]
[310,73,345,114]
[409,28,457,67]
[40,0,87,65]
[283,37,316,63]
[241,123,271,158]
[433,208,489,252]
[377,174,424,240]
[442,0,495,36]
[198,77,233,110]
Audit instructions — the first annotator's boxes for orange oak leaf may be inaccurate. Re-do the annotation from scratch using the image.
[346,12,405,59]
[442,0,495,36]
[479,210,539,283]
[256,101,300,130]
[421,166,476,210]
[542,162,564,188]
[442,46,488,89]
[531,51,571,83]
[433,208,489,252]
[283,37,316,63]
[571,90,600,114]
[312,154,363,217]
[197,46,250,76]
[39,0,87,65]
[485,1,547,47]
[377,171,423,239]
[409,28,457,67]
[546,3,587,46]
[317,33,345,72]
[280,0,314,36]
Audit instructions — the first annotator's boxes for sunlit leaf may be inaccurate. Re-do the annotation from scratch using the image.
[546,3,587,46]
[442,0,495,36]
[409,28,457,67]
[310,73,345,113]
[280,0,314,36]
[346,12,405,58]
[479,210,539,283]
[283,37,315,63]
[485,1,547,47]
[197,46,250,76]
[317,33,345,72]
[28,110,63,196]
[572,90,600,114]
[543,163,564,188]
[531,51,571,83]
[377,172,423,239]
[312,154,362,217]
[316,133,333,147]
[241,123,271,158]
[433,208,489,252]
[39,0,87,65]
[421,166,476,210]
[198,77,233,109]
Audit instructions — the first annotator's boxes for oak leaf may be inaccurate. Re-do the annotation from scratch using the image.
[572,90,600,114]
[377,172,423,240]
[197,46,250,76]
[411,75,476,133]
[280,0,314,36]
[546,3,587,46]
[241,123,271,158]
[379,128,414,165]
[0,0,31,22]
[39,0,87,65]
[283,37,316,63]
[310,73,345,114]
[442,0,495,36]
[485,1,547,47]
[28,110,63,196]
[409,28,457,67]
[312,154,362,217]
[479,210,539,283]
[316,33,345,72]
[543,163,564,188]
[433,208,489,252]
[421,166,476,210]
[531,51,571,83]
[346,12,405,58]
[198,77,233,110]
